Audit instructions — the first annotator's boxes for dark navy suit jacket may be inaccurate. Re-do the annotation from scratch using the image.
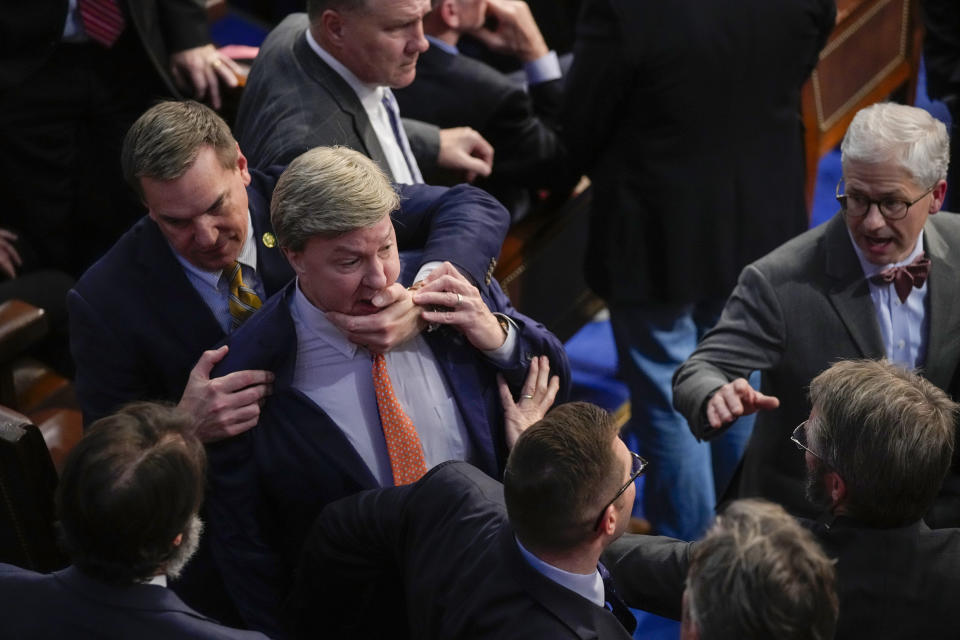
[206,265,570,637]
[68,176,510,427]
[289,461,635,639]
[0,564,269,639]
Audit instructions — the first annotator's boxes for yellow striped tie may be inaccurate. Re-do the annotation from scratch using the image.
[226,261,262,329]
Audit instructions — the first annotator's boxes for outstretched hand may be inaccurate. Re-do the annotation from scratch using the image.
[499,355,560,449]
[706,377,779,429]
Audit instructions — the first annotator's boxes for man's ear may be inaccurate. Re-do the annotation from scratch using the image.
[319,9,346,46]
[438,0,460,29]
[282,246,304,275]
[929,179,948,215]
[825,471,846,507]
[680,589,699,640]
[171,533,183,547]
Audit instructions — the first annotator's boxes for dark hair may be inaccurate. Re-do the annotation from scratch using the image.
[307,0,367,21]
[121,100,238,199]
[56,403,206,584]
[504,402,621,553]
[686,499,838,640]
[809,359,957,527]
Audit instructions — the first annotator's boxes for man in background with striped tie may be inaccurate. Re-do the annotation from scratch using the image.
[205,145,569,637]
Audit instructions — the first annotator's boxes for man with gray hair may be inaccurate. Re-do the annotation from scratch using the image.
[673,102,960,525]
[607,359,960,638]
[206,146,569,636]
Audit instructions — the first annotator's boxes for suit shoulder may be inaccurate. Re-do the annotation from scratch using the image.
[749,218,834,282]
[72,217,154,299]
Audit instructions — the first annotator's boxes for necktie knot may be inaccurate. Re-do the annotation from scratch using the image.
[870,252,931,303]
[225,261,262,329]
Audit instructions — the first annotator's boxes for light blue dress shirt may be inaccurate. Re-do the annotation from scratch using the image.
[848,229,928,368]
[516,537,605,607]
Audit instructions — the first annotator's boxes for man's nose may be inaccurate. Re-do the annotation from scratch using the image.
[861,202,887,230]
[194,217,218,246]
[363,259,389,290]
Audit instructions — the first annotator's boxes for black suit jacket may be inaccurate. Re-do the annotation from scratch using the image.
[0,564,268,639]
[603,517,960,640]
[289,461,635,640]
[394,43,570,199]
[234,13,441,178]
[0,0,208,94]
[562,0,835,305]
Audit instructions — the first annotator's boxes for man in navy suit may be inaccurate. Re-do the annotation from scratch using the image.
[289,402,637,639]
[68,100,510,443]
[0,402,268,640]
[206,146,569,637]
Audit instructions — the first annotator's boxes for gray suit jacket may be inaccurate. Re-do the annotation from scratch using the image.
[234,13,439,177]
[674,212,960,521]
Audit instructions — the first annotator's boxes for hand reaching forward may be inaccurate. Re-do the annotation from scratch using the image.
[499,355,560,449]
[437,127,494,183]
[706,377,779,429]
[178,346,274,442]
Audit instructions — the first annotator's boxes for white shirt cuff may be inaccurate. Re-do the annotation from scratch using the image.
[524,51,561,85]
[482,313,519,366]
[414,261,443,284]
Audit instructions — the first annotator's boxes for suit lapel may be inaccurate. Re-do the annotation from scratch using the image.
[248,187,294,296]
[822,215,885,358]
[292,33,394,178]
[920,217,960,388]
[503,530,634,639]
[137,219,224,352]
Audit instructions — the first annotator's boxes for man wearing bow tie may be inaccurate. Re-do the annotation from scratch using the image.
[673,102,960,527]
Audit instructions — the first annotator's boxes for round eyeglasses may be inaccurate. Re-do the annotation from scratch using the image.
[835,179,936,221]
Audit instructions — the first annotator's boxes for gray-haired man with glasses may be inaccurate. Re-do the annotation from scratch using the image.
[673,102,960,528]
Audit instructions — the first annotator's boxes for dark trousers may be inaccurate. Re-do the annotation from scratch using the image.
[0,32,169,277]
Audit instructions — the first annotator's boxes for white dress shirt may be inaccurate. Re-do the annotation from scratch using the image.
[175,211,264,334]
[516,537,605,607]
[849,229,929,368]
[305,29,420,184]
[289,282,479,485]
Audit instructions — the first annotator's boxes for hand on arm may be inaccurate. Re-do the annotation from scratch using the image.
[412,261,504,350]
[498,355,560,449]
[470,0,549,62]
[325,283,424,353]
[169,44,243,110]
[705,378,779,429]
[0,229,22,279]
[178,346,274,442]
[437,127,494,183]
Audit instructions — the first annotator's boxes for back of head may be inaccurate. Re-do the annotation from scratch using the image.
[56,403,206,585]
[685,499,838,640]
[840,102,949,187]
[504,402,621,554]
[270,146,400,251]
[307,0,367,22]
[121,100,238,199]
[808,359,957,527]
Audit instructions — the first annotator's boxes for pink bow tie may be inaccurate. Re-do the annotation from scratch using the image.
[871,252,931,303]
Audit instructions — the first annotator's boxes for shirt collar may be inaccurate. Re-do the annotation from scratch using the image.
[290,279,360,359]
[305,27,385,111]
[515,537,604,607]
[426,34,458,55]
[142,575,167,588]
[174,210,257,286]
[847,228,926,278]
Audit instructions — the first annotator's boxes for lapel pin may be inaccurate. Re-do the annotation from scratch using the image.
[262,232,277,248]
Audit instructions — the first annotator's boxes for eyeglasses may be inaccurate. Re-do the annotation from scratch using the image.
[835,179,936,220]
[790,420,822,460]
[593,451,648,531]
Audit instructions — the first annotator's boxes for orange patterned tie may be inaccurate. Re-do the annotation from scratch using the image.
[372,353,427,485]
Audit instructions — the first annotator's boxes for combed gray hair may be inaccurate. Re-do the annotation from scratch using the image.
[685,499,838,640]
[841,102,950,188]
[307,0,368,21]
[808,359,957,527]
[270,146,400,251]
[121,100,238,199]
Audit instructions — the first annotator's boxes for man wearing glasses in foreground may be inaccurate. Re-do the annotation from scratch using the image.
[286,402,641,639]
[673,102,960,526]
[606,360,958,639]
